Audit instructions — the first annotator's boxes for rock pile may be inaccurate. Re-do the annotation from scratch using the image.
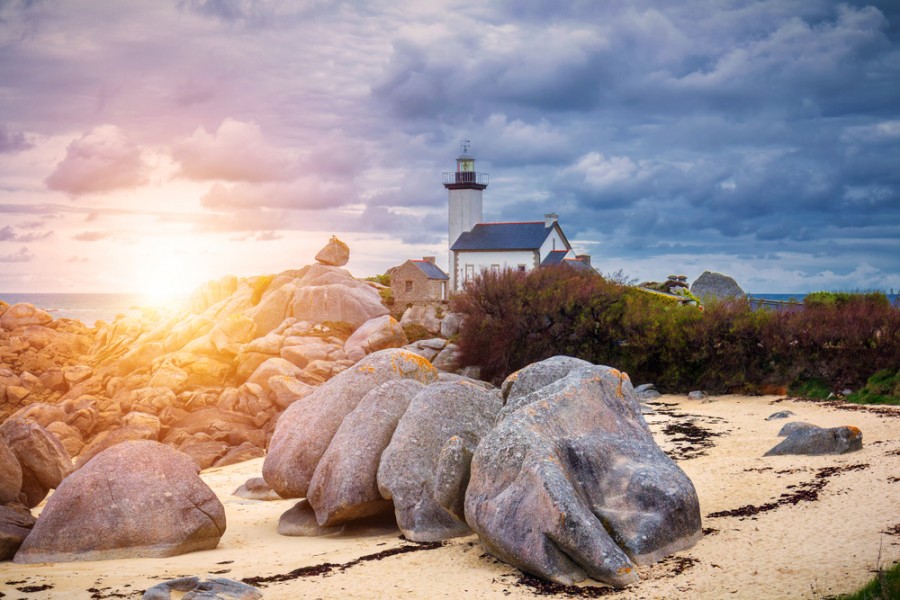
[263,352,702,588]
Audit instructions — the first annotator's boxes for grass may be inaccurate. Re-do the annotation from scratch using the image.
[847,369,900,406]
[829,560,900,600]
[789,378,833,400]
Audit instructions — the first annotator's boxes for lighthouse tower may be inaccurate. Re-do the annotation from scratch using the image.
[443,140,488,292]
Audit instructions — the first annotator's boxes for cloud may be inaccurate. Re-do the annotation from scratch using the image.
[0,225,52,242]
[355,205,444,245]
[0,124,31,154]
[66,255,89,263]
[72,230,111,242]
[0,247,34,263]
[172,119,297,182]
[45,125,149,195]
[199,176,354,211]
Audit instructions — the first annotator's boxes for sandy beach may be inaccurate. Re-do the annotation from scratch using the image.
[2,393,898,600]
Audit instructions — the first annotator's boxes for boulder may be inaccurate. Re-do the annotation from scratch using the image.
[213,442,266,468]
[246,357,302,390]
[0,303,52,330]
[500,355,593,406]
[233,477,281,501]
[766,410,795,421]
[440,312,464,338]
[690,271,745,299]
[291,284,389,330]
[15,440,226,563]
[0,504,36,560]
[246,283,295,337]
[143,577,262,600]
[343,315,408,362]
[263,349,438,499]
[75,412,161,468]
[208,314,257,356]
[278,499,344,537]
[45,421,85,458]
[378,381,502,542]
[314,236,350,267]
[430,343,462,372]
[764,425,863,456]
[307,379,425,527]
[465,361,702,587]
[776,421,820,437]
[688,390,707,401]
[267,375,315,410]
[400,304,443,335]
[0,440,23,504]
[0,418,71,508]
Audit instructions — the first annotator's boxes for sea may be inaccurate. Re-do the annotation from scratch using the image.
[0,293,189,327]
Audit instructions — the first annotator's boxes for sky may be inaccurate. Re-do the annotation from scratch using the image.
[1,0,899,295]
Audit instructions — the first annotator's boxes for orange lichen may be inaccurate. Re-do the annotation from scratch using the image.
[616,566,633,575]
[846,425,862,438]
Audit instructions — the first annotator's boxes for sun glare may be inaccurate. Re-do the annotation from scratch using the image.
[133,241,208,310]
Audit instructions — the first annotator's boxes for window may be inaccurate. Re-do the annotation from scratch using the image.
[491,264,500,273]
[465,264,475,281]
[517,264,526,272]
[405,281,413,293]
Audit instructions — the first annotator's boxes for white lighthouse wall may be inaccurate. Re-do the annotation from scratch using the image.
[448,188,484,248]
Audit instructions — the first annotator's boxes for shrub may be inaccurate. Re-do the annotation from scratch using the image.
[788,378,833,400]
[833,560,900,600]
[451,267,900,392]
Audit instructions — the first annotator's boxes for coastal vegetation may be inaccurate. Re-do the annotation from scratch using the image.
[451,267,900,394]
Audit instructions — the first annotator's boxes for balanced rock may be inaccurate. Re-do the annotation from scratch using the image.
[0,418,71,508]
[690,271,744,299]
[308,379,425,526]
[378,381,502,542]
[765,425,863,456]
[315,236,350,267]
[465,360,702,587]
[263,349,438,499]
[15,440,225,563]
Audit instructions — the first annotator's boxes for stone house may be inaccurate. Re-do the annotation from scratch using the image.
[390,257,449,303]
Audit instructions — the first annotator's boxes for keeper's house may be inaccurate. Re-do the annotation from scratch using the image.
[389,257,450,303]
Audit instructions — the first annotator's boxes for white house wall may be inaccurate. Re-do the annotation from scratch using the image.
[538,227,573,261]
[454,250,536,288]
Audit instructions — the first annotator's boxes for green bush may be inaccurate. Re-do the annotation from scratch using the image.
[451,267,900,391]
[847,369,900,406]
[833,561,900,600]
[788,378,833,400]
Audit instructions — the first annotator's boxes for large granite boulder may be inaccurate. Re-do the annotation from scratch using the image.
[263,349,438,499]
[400,304,443,335]
[0,418,71,508]
[0,440,23,504]
[765,425,863,456]
[465,360,702,587]
[690,271,744,299]
[315,236,350,267]
[0,303,53,330]
[500,355,594,406]
[0,504,36,560]
[15,441,225,563]
[291,285,389,329]
[377,381,502,542]
[307,379,425,526]
[343,315,408,363]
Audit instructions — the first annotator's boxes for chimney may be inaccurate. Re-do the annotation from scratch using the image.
[544,213,558,227]
[423,256,436,264]
[576,254,591,266]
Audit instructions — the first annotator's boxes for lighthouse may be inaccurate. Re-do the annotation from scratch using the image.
[443,140,488,291]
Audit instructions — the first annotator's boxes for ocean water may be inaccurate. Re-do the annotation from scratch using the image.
[0,293,187,327]
[749,293,900,305]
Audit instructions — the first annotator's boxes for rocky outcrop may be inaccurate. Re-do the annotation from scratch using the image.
[15,441,225,563]
[263,349,438,499]
[307,379,425,526]
[690,271,744,299]
[465,360,702,587]
[0,504,35,560]
[0,303,53,331]
[378,381,502,542]
[0,418,71,507]
[765,425,863,456]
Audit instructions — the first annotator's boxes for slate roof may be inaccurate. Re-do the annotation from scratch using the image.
[562,258,597,273]
[411,260,449,280]
[541,250,569,267]
[451,222,555,251]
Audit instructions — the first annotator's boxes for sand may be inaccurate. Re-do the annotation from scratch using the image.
[2,394,898,599]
